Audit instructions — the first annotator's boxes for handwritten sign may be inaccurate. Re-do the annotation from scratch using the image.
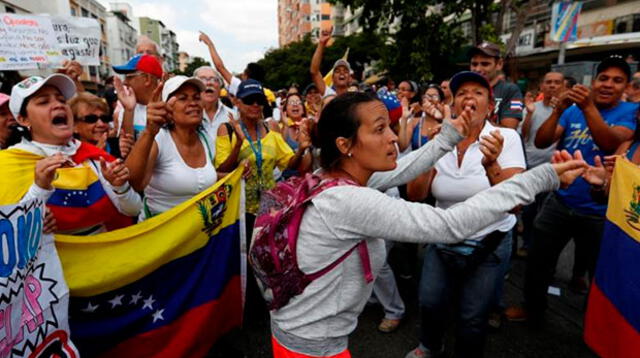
[0,13,101,70]
[0,199,78,357]
[0,14,61,70]
[51,16,101,66]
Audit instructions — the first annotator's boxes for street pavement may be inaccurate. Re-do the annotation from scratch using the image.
[210,240,598,358]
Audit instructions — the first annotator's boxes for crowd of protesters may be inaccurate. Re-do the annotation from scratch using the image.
[0,26,637,358]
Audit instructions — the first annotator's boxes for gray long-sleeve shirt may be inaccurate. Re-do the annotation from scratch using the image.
[270,121,560,356]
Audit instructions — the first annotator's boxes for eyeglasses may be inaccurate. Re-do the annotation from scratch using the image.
[288,99,303,106]
[79,114,112,124]
[241,95,266,106]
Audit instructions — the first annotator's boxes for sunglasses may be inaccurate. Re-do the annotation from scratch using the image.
[79,114,112,124]
[241,95,266,106]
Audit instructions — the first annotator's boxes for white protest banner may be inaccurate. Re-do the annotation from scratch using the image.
[50,16,101,66]
[0,199,77,357]
[0,14,61,70]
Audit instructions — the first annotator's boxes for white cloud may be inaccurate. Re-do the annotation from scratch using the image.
[97,0,278,72]
[200,1,278,44]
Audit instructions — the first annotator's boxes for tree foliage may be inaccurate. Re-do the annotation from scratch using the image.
[256,32,387,90]
[329,0,539,81]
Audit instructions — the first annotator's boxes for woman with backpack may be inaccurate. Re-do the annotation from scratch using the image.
[254,82,588,357]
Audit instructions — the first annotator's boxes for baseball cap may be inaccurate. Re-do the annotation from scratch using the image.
[161,76,206,102]
[113,54,163,79]
[468,42,502,59]
[236,79,265,99]
[449,71,493,97]
[9,74,76,118]
[332,59,352,72]
[0,93,9,108]
[596,55,631,82]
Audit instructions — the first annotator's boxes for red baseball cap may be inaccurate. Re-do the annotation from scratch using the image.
[113,54,163,78]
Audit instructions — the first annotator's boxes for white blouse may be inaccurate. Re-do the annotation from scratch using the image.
[141,128,217,220]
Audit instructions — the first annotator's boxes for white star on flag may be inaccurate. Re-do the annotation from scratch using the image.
[81,302,99,313]
[152,309,165,323]
[142,295,155,310]
[130,291,143,305]
[109,294,125,308]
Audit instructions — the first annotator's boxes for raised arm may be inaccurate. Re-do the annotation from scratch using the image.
[368,106,468,191]
[310,27,332,95]
[124,84,166,191]
[535,92,570,149]
[322,160,584,245]
[199,31,233,85]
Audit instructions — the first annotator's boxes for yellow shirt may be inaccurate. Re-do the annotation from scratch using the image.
[215,130,294,214]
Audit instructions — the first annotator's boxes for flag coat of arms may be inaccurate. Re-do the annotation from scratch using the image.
[584,158,640,357]
[56,169,245,357]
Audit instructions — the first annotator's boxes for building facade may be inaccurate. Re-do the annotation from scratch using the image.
[106,8,137,68]
[139,16,179,72]
[278,0,341,47]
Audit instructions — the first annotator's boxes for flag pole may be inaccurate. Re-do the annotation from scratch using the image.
[558,42,566,65]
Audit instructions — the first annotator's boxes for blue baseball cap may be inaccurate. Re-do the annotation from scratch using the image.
[449,71,493,97]
[236,79,265,99]
[113,54,163,78]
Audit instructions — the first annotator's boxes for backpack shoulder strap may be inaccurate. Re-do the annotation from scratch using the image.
[307,241,373,283]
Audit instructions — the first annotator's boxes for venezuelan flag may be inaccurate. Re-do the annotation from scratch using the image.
[55,169,245,357]
[584,158,640,357]
[0,143,131,231]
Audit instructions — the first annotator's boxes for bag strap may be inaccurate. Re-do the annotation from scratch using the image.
[307,241,373,283]
[223,122,234,144]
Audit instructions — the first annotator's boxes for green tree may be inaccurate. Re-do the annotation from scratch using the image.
[330,0,541,81]
[257,32,387,90]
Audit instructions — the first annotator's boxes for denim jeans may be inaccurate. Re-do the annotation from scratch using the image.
[524,193,604,316]
[418,234,511,358]
[521,192,550,250]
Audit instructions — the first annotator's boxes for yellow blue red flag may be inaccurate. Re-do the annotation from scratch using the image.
[584,158,640,356]
[55,169,245,357]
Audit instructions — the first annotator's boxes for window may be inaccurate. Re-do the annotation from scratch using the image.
[5,6,15,13]
[633,14,640,33]
[81,8,89,17]
[70,7,76,16]
[321,14,330,20]
[89,66,97,76]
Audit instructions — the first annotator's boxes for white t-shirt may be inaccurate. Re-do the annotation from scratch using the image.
[117,102,147,138]
[228,76,242,96]
[431,121,525,239]
[519,101,556,168]
[323,86,336,98]
[202,101,232,158]
[141,128,217,220]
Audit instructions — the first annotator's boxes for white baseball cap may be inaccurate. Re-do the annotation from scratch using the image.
[161,76,206,102]
[9,74,76,118]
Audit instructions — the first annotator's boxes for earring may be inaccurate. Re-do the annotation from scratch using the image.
[347,152,353,158]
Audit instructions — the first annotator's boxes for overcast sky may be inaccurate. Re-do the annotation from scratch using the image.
[99,0,278,73]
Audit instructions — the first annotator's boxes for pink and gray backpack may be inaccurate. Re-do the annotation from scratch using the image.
[249,173,373,310]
